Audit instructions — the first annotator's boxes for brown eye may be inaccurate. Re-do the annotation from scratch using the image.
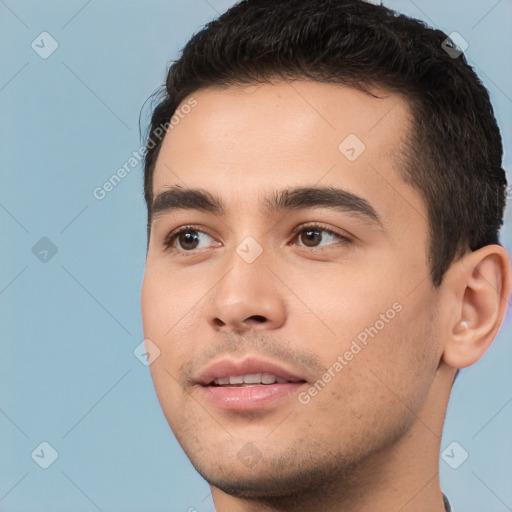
[295,225,349,248]
[165,227,215,253]
[177,231,201,250]
[300,228,323,247]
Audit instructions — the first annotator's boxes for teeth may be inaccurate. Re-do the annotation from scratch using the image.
[261,373,277,384]
[243,373,262,384]
[212,373,292,386]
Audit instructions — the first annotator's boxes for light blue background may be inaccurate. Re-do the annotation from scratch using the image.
[1,1,511,511]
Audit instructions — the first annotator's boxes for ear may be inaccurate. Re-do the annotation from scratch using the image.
[442,244,511,369]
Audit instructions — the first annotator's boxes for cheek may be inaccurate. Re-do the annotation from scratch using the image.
[292,265,437,398]
[301,303,437,452]
[286,263,402,344]
[141,268,206,393]
[141,266,204,339]
[141,270,198,431]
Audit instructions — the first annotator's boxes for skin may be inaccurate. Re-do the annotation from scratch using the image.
[140,81,511,512]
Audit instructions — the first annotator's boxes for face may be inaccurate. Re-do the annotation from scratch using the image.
[141,81,444,499]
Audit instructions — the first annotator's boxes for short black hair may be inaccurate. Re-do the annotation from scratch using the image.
[144,0,507,286]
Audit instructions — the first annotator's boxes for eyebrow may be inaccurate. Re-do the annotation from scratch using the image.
[151,185,382,225]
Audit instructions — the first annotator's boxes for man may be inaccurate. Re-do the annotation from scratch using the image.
[140,1,511,510]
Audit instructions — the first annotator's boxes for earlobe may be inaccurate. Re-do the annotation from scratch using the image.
[442,245,512,369]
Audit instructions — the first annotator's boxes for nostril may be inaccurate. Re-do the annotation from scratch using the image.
[248,315,267,323]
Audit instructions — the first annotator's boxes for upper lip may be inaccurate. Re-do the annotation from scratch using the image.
[194,356,308,386]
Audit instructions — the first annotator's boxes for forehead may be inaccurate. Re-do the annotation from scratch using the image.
[151,81,425,229]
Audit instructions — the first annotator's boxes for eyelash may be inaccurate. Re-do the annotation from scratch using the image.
[163,223,352,256]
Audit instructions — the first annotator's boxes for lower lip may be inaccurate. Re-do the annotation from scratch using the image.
[200,383,305,411]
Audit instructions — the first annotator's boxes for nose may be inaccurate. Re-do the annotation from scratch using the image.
[204,252,287,334]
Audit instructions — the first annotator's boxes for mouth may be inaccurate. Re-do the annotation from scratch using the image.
[195,358,308,411]
[210,373,305,387]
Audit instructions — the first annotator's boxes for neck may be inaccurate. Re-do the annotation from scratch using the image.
[210,364,454,512]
